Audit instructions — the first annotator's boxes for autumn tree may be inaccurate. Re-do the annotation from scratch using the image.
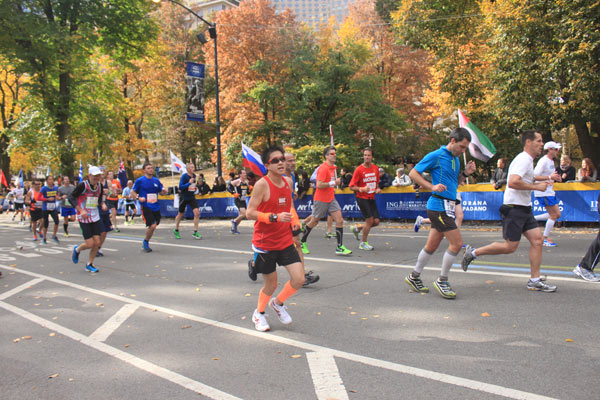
[0,56,26,179]
[0,0,158,177]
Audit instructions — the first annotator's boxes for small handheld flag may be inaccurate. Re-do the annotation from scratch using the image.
[78,161,83,183]
[241,143,266,177]
[458,109,496,162]
[118,160,128,188]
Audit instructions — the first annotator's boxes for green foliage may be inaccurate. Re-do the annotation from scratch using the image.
[289,143,360,174]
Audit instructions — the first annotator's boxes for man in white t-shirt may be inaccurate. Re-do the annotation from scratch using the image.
[533,141,562,247]
[461,130,559,292]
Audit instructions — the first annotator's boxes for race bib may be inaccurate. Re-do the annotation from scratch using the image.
[147,193,158,203]
[443,199,456,219]
[241,189,247,196]
[86,196,98,208]
[35,201,43,208]
[366,182,377,193]
[188,183,196,191]
[46,202,56,211]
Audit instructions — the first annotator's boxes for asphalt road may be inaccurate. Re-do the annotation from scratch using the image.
[1,215,599,400]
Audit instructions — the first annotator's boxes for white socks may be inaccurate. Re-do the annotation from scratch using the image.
[544,219,556,238]
[414,248,433,274]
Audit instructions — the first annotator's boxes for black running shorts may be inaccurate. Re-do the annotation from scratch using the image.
[253,244,301,275]
[178,197,199,214]
[356,197,380,220]
[80,220,103,240]
[427,209,458,233]
[42,210,59,228]
[500,205,539,242]
[142,206,161,227]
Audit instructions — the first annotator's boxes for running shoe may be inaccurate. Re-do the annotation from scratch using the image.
[32,235,38,242]
[114,227,120,233]
[192,231,202,240]
[527,279,557,292]
[414,215,424,232]
[230,220,240,234]
[351,225,360,241]
[335,245,352,256]
[300,221,306,233]
[359,241,374,251]
[462,244,475,271]
[252,309,270,332]
[325,232,335,238]
[142,240,152,253]
[404,274,429,293]
[268,298,292,324]
[52,235,59,243]
[433,279,456,299]
[543,239,557,247]
[42,238,47,245]
[302,271,320,287]
[173,229,181,239]
[248,260,257,281]
[301,242,310,254]
[96,249,104,257]
[573,265,600,282]
[72,245,79,264]
[85,263,99,273]
[64,232,70,238]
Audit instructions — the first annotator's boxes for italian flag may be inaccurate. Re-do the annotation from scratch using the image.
[458,109,496,162]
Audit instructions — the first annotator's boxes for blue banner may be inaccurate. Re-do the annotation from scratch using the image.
[106,183,599,222]
[185,62,205,122]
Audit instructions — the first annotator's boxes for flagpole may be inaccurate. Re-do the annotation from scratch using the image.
[463,152,469,185]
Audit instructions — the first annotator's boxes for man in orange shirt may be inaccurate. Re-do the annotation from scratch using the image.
[300,146,352,256]
[105,171,122,232]
[349,147,381,250]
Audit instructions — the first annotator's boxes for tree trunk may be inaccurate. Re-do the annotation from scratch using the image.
[0,133,10,182]
[573,120,600,167]
[56,69,74,178]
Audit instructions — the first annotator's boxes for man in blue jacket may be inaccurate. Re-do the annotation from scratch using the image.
[132,162,168,252]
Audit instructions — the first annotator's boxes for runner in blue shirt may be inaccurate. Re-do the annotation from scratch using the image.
[173,162,202,240]
[404,128,476,299]
[40,175,60,244]
[132,162,167,252]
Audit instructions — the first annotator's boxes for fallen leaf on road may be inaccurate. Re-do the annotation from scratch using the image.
[22,336,32,340]
[124,344,130,348]
[350,311,357,315]
[361,317,368,320]
[245,293,251,297]
[212,357,219,360]
[481,313,491,317]
[565,338,573,342]
[367,265,373,268]
[195,288,200,292]
[241,316,246,320]
[181,325,191,329]
[68,378,74,382]
[96,303,103,307]
[48,374,59,379]
[9,264,16,267]
[373,278,379,281]
[363,292,369,295]
[485,280,495,284]
[130,294,136,297]
[317,312,321,316]
[49,333,56,337]
[13,338,20,343]
[290,355,302,358]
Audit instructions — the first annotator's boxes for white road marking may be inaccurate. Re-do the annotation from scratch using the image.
[307,352,349,400]
[0,277,44,300]
[10,251,42,258]
[0,264,558,399]
[0,299,243,400]
[89,303,140,342]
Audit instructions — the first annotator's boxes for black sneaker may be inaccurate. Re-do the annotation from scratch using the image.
[248,260,257,281]
[404,274,429,293]
[303,271,320,287]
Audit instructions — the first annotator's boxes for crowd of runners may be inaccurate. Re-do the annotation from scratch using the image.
[1,128,600,331]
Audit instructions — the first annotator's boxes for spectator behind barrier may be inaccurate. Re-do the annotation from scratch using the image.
[392,167,412,187]
[339,168,353,189]
[558,154,577,182]
[578,158,597,182]
[491,158,508,189]
[379,168,393,189]
[211,176,227,193]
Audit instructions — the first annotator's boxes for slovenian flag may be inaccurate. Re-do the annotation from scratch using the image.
[458,109,496,162]
[242,143,266,177]
[170,151,187,174]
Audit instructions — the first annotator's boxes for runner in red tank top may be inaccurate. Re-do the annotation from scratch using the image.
[246,145,305,332]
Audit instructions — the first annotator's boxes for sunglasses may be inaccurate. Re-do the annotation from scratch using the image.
[268,156,286,165]
[328,152,336,156]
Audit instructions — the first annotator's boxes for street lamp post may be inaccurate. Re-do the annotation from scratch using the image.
[152,0,223,177]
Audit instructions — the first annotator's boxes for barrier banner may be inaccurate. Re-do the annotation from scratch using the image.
[116,182,599,222]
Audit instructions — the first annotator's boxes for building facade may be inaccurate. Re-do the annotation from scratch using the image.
[270,0,354,26]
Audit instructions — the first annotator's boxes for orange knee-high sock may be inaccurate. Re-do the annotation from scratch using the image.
[276,281,298,304]
[257,288,271,313]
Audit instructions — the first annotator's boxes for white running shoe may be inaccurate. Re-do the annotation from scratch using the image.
[252,309,270,332]
[414,215,424,232]
[573,265,600,282]
[268,298,292,324]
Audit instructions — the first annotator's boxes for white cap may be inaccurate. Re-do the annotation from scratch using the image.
[544,141,562,150]
[88,166,102,175]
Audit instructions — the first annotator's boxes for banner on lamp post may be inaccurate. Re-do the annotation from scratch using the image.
[185,62,205,122]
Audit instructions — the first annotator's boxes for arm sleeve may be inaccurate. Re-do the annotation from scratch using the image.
[348,167,361,188]
[68,182,86,207]
[179,174,190,191]
[414,151,438,174]
[132,179,140,193]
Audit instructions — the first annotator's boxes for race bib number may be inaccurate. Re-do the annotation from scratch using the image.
[366,182,377,193]
[35,201,43,208]
[443,199,456,219]
[188,184,196,191]
[241,189,247,197]
[147,193,158,204]
[86,196,98,208]
[46,202,56,211]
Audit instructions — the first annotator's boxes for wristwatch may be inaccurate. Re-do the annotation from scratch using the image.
[269,213,278,223]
